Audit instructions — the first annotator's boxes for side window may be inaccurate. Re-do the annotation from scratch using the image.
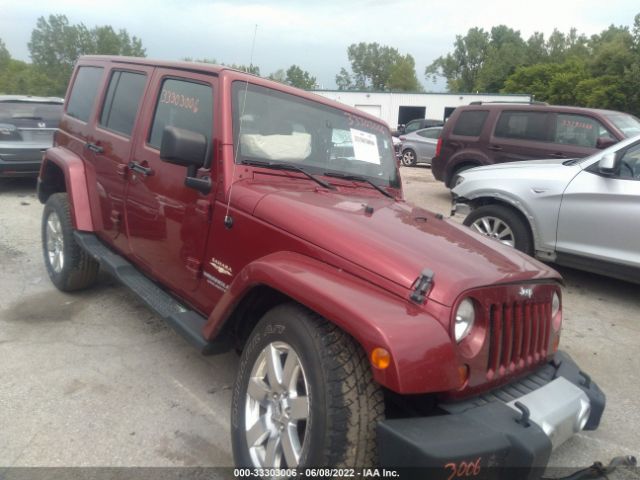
[617,143,640,180]
[452,111,488,136]
[66,67,104,122]
[555,114,613,148]
[417,129,441,139]
[494,111,551,141]
[99,70,146,136]
[148,78,213,149]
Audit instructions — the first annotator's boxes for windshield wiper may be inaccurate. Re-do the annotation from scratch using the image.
[323,172,394,199]
[241,159,335,190]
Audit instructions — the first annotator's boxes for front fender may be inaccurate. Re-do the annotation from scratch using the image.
[203,251,460,394]
[39,148,94,231]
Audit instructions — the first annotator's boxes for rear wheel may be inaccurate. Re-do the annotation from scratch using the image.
[401,149,417,167]
[42,193,99,291]
[231,303,384,468]
[463,204,533,255]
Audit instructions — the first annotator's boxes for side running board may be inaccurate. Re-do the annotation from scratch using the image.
[74,231,228,355]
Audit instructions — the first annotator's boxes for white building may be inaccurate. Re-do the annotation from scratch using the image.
[312,91,531,129]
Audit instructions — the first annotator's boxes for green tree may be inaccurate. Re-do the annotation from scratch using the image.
[425,27,490,92]
[338,42,422,91]
[227,63,260,75]
[285,65,316,89]
[0,39,10,69]
[335,67,353,90]
[475,26,527,92]
[268,69,286,83]
[28,14,146,95]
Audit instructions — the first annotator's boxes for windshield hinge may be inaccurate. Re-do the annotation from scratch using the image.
[410,268,435,304]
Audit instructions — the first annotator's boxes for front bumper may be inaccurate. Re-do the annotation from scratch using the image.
[377,351,605,479]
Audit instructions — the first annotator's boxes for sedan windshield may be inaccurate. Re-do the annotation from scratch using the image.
[232,82,399,188]
[605,113,640,138]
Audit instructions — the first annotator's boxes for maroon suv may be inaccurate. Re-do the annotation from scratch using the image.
[37,56,604,475]
[432,102,640,187]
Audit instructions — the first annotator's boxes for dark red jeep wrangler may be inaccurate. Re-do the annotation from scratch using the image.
[38,56,604,476]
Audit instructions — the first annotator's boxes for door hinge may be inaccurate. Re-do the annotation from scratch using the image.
[195,199,212,222]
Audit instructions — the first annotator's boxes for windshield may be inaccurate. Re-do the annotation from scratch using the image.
[605,113,640,138]
[232,82,399,188]
[0,101,63,129]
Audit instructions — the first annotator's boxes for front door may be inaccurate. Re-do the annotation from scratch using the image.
[556,141,640,269]
[124,70,216,297]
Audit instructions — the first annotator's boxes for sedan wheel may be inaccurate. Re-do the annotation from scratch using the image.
[401,149,417,166]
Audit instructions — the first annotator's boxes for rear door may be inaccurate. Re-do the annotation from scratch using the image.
[86,66,151,253]
[556,141,640,270]
[414,127,441,162]
[124,69,217,297]
[489,110,557,163]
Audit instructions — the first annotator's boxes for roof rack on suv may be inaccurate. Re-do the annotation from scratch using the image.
[468,100,549,106]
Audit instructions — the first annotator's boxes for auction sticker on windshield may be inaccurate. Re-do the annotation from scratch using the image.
[350,128,380,164]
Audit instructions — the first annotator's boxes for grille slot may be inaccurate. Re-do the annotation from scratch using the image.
[487,299,551,379]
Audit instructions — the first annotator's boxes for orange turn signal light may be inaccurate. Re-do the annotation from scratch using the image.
[371,348,391,370]
[553,336,560,353]
[458,364,470,388]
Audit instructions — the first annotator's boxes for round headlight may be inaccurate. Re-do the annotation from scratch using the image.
[552,292,560,318]
[455,298,475,343]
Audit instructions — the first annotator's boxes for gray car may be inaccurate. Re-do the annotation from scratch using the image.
[399,126,441,166]
[452,135,640,282]
[0,95,64,177]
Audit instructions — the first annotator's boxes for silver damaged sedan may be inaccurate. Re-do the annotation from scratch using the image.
[452,135,640,283]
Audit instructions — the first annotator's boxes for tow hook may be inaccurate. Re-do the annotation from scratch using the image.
[543,455,637,480]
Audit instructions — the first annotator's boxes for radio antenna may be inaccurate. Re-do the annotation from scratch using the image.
[224,24,258,229]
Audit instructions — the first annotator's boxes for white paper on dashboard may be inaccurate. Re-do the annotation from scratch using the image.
[350,128,380,164]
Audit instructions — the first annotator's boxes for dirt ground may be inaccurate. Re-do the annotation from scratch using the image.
[0,170,638,475]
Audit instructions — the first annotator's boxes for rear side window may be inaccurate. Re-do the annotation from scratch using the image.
[494,111,551,142]
[555,114,613,148]
[417,128,441,139]
[452,110,488,136]
[66,67,104,122]
[100,71,146,137]
[148,78,213,149]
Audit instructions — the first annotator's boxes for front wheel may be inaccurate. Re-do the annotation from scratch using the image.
[231,303,384,468]
[401,149,417,167]
[463,204,533,255]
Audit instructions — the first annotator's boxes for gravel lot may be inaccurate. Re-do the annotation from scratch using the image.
[0,169,638,475]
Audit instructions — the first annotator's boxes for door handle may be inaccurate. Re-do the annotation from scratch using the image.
[487,145,503,151]
[129,161,154,176]
[86,142,104,154]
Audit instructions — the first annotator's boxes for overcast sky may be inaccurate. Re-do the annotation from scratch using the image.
[1,0,638,90]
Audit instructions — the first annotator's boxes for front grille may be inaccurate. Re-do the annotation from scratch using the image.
[486,300,551,380]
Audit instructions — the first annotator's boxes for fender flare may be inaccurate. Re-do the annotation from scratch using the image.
[39,147,94,231]
[203,251,460,394]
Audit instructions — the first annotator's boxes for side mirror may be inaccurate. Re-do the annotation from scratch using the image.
[160,126,211,194]
[160,126,207,169]
[596,137,617,149]
[598,152,617,174]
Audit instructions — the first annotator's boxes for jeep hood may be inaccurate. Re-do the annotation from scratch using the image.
[252,188,559,306]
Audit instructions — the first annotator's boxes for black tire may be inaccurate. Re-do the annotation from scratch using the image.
[231,303,384,468]
[463,204,533,255]
[448,164,477,188]
[42,192,99,291]
[401,149,417,167]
